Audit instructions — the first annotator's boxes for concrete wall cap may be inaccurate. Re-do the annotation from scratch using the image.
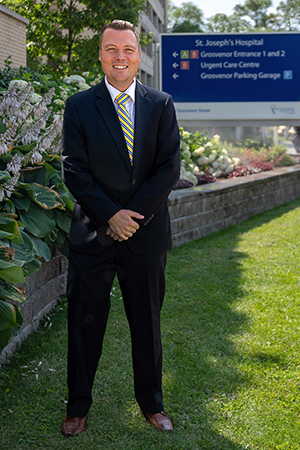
[0,5,29,24]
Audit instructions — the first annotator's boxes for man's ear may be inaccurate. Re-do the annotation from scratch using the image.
[99,49,102,62]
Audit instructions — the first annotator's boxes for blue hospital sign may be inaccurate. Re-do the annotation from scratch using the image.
[160,33,300,121]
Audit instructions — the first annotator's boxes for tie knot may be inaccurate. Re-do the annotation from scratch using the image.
[116,93,130,106]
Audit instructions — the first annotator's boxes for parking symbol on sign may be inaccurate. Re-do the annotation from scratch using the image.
[283,70,293,79]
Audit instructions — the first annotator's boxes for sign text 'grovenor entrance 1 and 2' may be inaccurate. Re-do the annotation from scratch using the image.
[160,33,300,121]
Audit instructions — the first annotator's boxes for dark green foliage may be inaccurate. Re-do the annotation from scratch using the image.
[2,0,148,76]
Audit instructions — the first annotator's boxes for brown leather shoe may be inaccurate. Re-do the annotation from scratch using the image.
[145,411,173,431]
[61,416,86,437]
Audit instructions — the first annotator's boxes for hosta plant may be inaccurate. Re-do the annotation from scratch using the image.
[0,80,74,352]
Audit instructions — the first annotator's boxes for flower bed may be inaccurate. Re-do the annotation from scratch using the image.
[177,128,295,190]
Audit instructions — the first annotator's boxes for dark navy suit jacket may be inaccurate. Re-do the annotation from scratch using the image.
[61,80,180,255]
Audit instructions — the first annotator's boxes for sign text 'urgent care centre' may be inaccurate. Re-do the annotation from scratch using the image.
[160,33,300,122]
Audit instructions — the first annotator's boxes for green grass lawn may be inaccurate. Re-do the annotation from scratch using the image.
[1,198,300,449]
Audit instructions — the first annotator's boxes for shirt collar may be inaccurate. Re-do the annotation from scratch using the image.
[105,76,136,103]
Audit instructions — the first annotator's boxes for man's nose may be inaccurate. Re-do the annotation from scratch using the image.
[116,50,126,59]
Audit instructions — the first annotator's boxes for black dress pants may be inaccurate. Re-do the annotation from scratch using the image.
[66,240,167,418]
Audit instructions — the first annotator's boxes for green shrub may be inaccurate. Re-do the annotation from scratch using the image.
[0,65,105,352]
[0,80,74,352]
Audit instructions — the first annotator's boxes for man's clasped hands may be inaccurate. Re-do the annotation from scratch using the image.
[106,209,144,242]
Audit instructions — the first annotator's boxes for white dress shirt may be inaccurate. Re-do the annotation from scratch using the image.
[105,76,136,126]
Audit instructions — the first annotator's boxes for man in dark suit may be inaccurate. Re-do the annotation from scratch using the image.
[61,19,180,437]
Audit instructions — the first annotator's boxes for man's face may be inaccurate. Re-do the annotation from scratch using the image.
[99,28,141,92]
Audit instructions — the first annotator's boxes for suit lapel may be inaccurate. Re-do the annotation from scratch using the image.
[133,82,151,177]
[94,81,132,173]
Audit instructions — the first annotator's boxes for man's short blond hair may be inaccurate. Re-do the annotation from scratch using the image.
[99,20,140,49]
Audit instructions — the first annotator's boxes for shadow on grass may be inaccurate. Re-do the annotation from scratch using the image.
[0,198,299,449]
[159,198,300,448]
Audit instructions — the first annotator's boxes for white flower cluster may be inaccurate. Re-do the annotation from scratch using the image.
[179,131,240,184]
[180,163,198,186]
[206,149,240,178]
[0,173,20,201]
[6,154,24,175]
[0,81,64,199]
[63,72,102,92]
[63,75,86,85]
[63,75,90,91]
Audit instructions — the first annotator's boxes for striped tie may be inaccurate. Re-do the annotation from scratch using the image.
[116,93,134,166]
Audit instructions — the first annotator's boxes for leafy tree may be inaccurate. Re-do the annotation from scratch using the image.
[0,0,147,76]
[206,9,250,32]
[275,0,300,30]
[168,1,205,33]
[237,0,272,28]
[206,0,300,32]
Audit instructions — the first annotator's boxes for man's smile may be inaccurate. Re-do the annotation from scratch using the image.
[99,28,141,91]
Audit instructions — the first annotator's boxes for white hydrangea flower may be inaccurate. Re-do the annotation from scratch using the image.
[193,146,205,156]
[181,131,190,138]
[63,75,86,86]
[221,148,228,155]
[8,79,28,90]
[78,83,90,91]
[53,99,65,106]
[197,156,208,165]
[205,142,213,149]
[225,164,234,174]
[185,172,197,185]
[213,134,220,144]
[60,89,70,101]
[193,166,200,174]
[182,149,191,159]
[82,72,90,78]
[232,157,240,166]
[212,170,222,178]
[31,93,43,104]
[180,167,197,185]
[180,140,189,151]
[207,150,217,163]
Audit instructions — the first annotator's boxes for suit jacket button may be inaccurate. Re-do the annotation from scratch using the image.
[132,179,136,185]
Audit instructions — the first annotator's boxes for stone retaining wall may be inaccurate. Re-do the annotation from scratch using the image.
[169,165,300,247]
[0,248,68,365]
[1,165,300,364]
